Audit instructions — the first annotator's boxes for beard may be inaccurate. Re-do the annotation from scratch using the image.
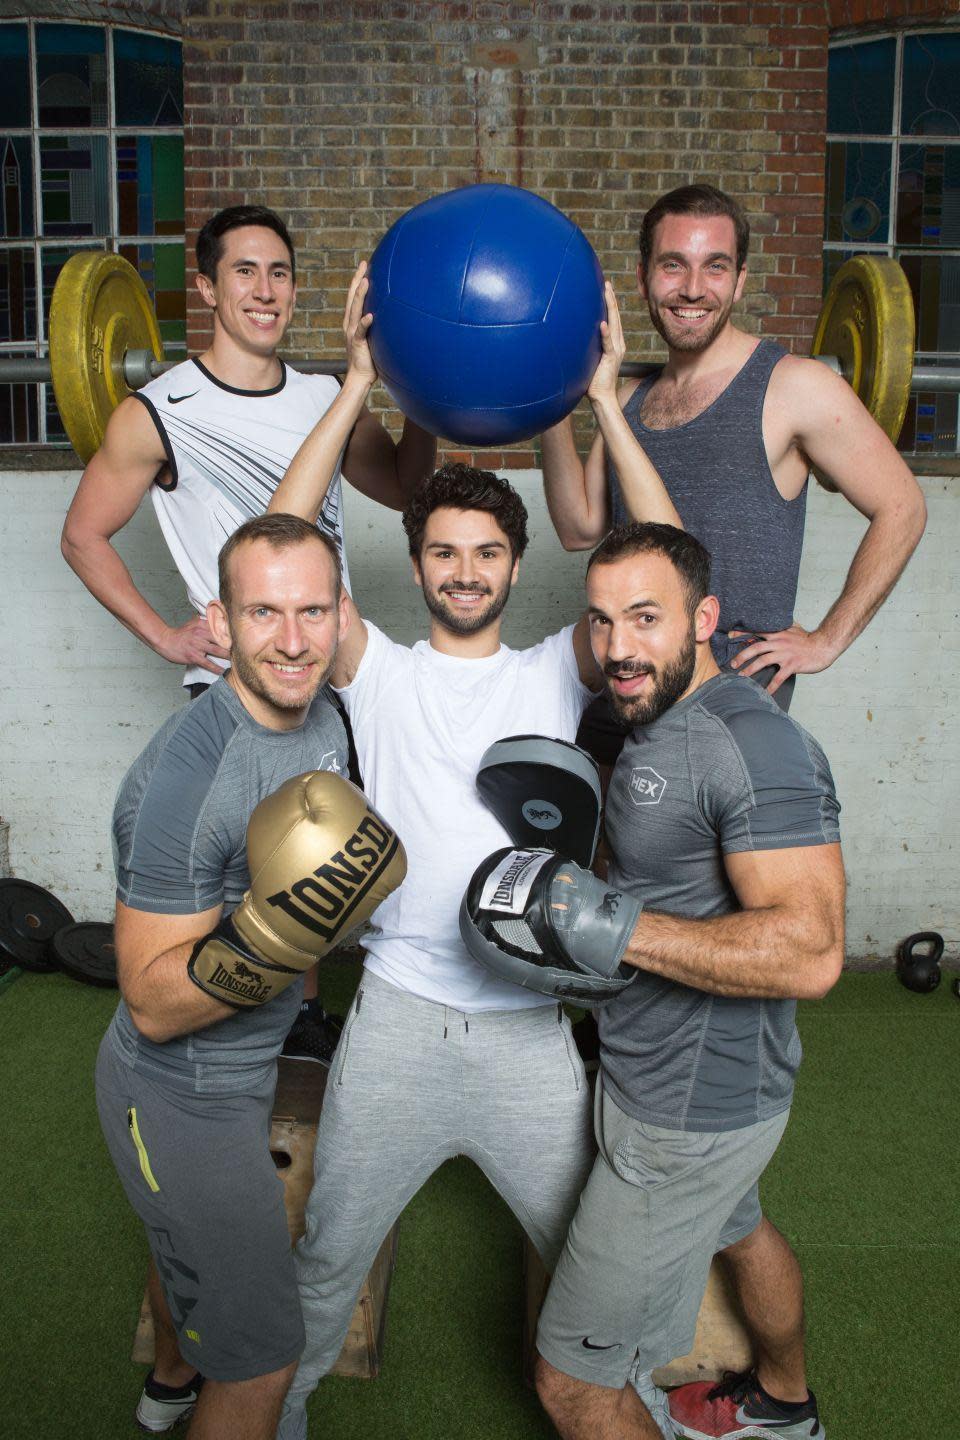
[421,577,512,636]
[646,292,734,354]
[230,642,330,714]
[604,623,697,728]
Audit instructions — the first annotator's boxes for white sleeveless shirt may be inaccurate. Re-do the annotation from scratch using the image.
[136,357,350,687]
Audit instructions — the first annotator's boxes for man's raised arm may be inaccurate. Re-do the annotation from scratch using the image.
[270,265,383,523]
[541,281,680,551]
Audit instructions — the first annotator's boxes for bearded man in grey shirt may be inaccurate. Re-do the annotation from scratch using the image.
[526,523,845,1440]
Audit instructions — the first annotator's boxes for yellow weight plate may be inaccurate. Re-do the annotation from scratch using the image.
[48,252,164,462]
[812,255,915,444]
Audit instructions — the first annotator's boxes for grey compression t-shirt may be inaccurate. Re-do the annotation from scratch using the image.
[104,677,348,1095]
[600,673,840,1133]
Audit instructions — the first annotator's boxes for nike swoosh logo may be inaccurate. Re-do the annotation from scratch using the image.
[735,1405,794,1426]
[167,391,199,404]
[581,1337,621,1350]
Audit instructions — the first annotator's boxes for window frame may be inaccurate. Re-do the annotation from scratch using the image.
[0,17,184,450]
[826,26,960,462]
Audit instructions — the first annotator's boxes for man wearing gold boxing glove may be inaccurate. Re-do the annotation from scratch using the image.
[94,512,404,1440]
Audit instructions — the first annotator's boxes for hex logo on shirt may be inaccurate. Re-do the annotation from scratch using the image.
[318,751,342,773]
[628,766,666,806]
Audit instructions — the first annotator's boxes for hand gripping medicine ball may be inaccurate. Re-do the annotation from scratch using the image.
[365,184,605,447]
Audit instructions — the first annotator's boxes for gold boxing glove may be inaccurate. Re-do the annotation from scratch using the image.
[188,771,406,1009]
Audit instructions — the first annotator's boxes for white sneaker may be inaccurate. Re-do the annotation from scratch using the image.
[135,1369,203,1432]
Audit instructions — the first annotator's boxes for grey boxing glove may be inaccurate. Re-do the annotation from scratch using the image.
[545,856,642,978]
[459,847,639,1004]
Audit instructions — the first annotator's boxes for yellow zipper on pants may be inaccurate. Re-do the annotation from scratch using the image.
[127,1107,160,1193]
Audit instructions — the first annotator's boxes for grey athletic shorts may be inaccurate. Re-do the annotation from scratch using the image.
[536,1073,790,1387]
[95,1036,304,1382]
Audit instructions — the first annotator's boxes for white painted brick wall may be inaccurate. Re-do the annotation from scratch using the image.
[0,469,954,957]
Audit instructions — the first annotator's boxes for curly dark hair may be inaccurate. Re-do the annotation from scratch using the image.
[401,463,529,560]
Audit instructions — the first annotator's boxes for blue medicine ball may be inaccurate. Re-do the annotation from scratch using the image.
[365,184,604,447]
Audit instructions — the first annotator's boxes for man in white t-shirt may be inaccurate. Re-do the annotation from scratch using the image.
[268,267,675,1439]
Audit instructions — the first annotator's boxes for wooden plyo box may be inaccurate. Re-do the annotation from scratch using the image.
[523,1237,752,1388]
[132,1056,399,1380]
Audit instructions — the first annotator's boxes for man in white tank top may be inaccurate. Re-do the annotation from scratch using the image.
[61,204,436,690]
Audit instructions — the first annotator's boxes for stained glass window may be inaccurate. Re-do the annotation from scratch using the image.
[825,141,891,244]
[114,31,183,128]
[0,26,30,129]
[0,21,184,447]
[36,25,108,129]
[40,134,110,236]
[1,136,34,238]
[116,135,184,236]
[119,241,186,352]
[826,29,960,457]
[0,247,36,342]
[901,34,960,138]
[827,39,896,137]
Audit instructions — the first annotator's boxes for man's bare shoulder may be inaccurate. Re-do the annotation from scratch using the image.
[767,351,841,403]
[101,392,169,463]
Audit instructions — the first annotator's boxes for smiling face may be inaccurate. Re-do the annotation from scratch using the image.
[587,550,719,728]
[209,536,347,730]
[411,507,519,642]
[638,212,747,355]
[196,224,296,358]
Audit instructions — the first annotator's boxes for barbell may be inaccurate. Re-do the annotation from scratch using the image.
[1,249,954,466]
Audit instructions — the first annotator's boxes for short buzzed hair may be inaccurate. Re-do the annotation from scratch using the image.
[639,184,750,274]
[217,513,341,613]
[587,522,711,616]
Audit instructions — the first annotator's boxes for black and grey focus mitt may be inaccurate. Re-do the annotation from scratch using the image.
[476,735,601,867]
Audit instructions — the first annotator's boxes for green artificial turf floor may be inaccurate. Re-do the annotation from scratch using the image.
[1,965,957,1440]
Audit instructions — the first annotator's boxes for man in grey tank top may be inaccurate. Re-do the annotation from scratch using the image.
[95,516,351,1438]
[534,524,845,1440]
[541,183,925,716]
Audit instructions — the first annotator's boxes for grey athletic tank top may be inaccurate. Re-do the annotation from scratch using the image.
[609,340,807,669]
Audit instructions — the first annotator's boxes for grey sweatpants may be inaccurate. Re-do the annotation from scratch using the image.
[278,969,595,1439]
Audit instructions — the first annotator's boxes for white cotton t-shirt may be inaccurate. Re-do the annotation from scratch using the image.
[334,621,595,1011]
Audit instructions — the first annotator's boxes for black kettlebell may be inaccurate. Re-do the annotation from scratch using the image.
[896,932,944,993]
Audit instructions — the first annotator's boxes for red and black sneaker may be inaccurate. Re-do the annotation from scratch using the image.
[669,1368,824,1439]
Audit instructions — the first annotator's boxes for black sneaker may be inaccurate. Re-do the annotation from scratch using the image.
[281,1002,344,1066]
[669,1368,824,1439]
[135,1369,203,1432]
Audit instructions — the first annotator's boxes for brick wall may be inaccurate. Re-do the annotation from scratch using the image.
[829,0,957,27]
[182,0,835,466]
